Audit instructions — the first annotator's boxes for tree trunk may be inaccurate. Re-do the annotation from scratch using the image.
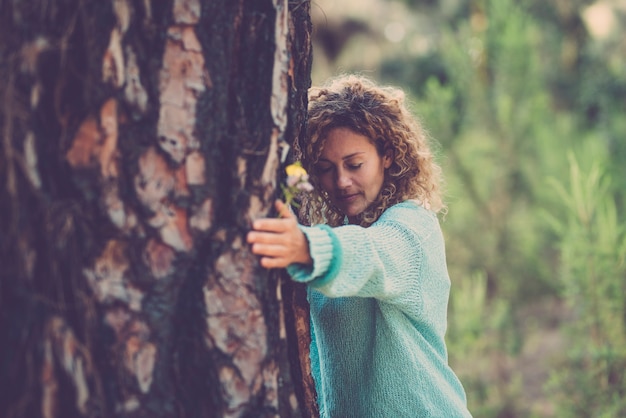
[0,1,315,417]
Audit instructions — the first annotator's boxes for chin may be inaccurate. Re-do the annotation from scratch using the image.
[344,207,366,219]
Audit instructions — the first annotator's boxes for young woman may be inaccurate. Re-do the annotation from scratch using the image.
[247,75,471,417]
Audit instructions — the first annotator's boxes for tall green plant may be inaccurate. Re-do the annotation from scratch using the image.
[447,271,520,417]
[544,153,626,417]
[422,0,563,301]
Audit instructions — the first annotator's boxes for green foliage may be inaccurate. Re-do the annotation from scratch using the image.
[544,154,626,417]
[447,271,521,417]
[403,0,563,302]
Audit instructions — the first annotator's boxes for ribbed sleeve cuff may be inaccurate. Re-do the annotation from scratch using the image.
[287,224,338,283]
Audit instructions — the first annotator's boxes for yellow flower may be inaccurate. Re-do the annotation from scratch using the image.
[285,162,307,178]
[281,161,313,208]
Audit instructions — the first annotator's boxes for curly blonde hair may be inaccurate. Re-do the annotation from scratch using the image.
[296,74,445,227]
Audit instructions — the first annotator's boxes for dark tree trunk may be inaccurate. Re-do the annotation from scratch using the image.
[0,1,315,417]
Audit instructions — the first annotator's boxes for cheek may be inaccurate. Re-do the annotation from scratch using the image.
[368,168,386,194]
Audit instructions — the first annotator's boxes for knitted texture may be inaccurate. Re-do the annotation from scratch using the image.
[287,200,472,418]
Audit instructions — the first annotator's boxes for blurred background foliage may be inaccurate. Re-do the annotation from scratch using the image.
[310,0,626,416]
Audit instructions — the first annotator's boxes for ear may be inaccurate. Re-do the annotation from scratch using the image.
[383,148,393,169]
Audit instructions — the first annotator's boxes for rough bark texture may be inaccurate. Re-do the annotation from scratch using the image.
[0,0,314,417]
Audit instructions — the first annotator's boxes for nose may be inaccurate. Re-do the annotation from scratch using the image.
[336,168,352,189]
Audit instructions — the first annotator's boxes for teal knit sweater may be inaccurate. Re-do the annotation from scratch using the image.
[287,200,471,418]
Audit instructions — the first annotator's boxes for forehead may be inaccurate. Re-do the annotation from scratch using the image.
[320,127,376,160]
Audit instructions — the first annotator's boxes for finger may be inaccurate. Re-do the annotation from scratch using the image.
[251,218,290,234]
[250,243,286,257]
[260,256,288,269]
[275,200,295,219]
[248,232,275,245]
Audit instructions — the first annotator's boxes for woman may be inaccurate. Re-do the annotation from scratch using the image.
[247,75,471,417]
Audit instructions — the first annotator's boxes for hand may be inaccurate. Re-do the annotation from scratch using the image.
[247,200,313,269]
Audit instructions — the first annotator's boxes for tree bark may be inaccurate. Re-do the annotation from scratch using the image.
[0,1,315,417]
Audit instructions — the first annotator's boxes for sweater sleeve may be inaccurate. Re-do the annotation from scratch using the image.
[287,202,446,314]
[286,224,342,284]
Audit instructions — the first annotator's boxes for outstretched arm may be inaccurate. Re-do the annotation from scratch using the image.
[246,200,313,268]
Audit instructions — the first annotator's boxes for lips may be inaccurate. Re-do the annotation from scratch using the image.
[336,193,359,203]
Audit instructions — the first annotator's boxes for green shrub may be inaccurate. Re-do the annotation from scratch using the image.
[544,153,626,417]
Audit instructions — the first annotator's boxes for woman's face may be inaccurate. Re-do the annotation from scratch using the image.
[314,127,392,223]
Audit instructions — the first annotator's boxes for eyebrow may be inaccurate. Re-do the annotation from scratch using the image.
[318,152,366,162]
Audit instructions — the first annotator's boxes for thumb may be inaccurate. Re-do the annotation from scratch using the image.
[275,200,294,219]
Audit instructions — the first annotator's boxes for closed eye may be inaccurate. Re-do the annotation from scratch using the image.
[347,163,363,170]
[315,164,333,174]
